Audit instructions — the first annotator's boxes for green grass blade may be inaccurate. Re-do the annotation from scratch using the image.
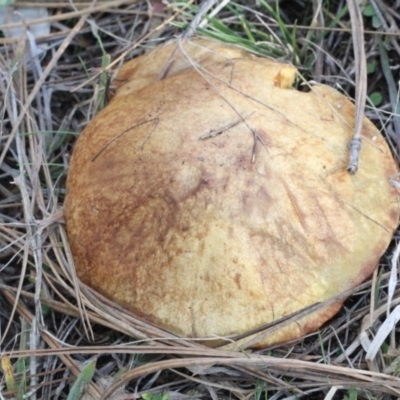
[67,357,97,400]
[16,318,28,399]
[96,53,111,112]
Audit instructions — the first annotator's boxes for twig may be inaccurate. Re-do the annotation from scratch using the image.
[175,40,267,163]
[158,0,220,80]
[198,112,255,139]
[346,0,367,174]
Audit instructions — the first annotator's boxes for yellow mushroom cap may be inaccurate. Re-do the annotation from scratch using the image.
[64,39,399,348]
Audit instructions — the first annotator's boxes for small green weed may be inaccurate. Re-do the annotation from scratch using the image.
[142,392,170,400]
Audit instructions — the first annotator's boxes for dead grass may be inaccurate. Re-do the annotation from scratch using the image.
[1,0,400,398]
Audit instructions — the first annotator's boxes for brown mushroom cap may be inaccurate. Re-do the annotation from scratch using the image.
[64,39,399,348]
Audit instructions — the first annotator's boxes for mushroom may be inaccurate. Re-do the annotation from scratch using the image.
[64,38,399,348]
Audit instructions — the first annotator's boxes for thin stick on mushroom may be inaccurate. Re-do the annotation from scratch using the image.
[158,0,219,80]
[198,112,255,140]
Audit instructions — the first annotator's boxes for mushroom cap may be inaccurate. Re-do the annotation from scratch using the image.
[64,39,399,348]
